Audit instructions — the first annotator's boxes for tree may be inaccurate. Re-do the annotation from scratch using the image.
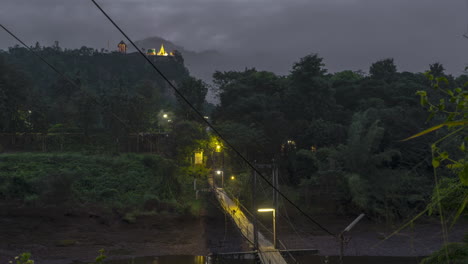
[284,54,336,121]
[176,77,208,119]
[429,62,445,77]
[0,55,30,132]
[369,58,397,81]
[290,54,327,81]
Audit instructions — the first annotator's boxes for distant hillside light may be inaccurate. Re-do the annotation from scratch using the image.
[146,43,175,57]
[147,48,156,56]
[117,40,127,54]
[146,44,174,57]
[157,44,168,56]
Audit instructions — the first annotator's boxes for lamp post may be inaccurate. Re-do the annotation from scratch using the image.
[215,170,224,188]
[258,208,276,249]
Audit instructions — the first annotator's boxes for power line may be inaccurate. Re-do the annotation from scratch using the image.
[90,0,336,237]
[1,23,167,153]
[0,23,129,130]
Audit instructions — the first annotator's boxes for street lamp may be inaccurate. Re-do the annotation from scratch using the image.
[163,114,168,119]
[215,170,224,188]
[258,208,276,249]
[230,175,235,180]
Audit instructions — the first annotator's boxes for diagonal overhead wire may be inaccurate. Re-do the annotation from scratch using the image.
[0,23,129,129]
[90,0,335,237]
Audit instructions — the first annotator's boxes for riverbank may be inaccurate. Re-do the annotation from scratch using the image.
[1,203,467,263]
[277,215,468,257]
[0,206,207,264]
[0,191,251,264]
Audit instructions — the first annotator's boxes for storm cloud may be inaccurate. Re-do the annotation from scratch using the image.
[1,0,468,75]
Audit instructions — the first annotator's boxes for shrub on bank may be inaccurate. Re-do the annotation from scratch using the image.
[0,152,195,216]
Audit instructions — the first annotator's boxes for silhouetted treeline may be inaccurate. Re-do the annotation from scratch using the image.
[0,42,193,151]
[211,56,467,220]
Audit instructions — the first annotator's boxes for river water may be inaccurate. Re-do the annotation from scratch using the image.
[107,255,424,264]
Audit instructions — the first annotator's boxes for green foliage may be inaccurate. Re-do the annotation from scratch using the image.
[168,120,208,160]
[0,153,185,212]
[369,58,397,81]
[1,43,191,146]
[211,54,452,220]
[420,242,468,264]
[290,54,327,80]
[0,55,31,132]
[286,149,319,185]
[427,177,467,224]
[9,253,34,264]
[92,249,107,264]
[176,76,208,118]
[408,70,468,227]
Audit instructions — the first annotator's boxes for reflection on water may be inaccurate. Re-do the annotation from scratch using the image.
[107,255,424,264]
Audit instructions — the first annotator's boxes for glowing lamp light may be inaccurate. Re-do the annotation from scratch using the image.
[258,208,275,212]
[216,170,222,175]
[194,150,203,165]
[163,114,168,119]
[230,176,235,180]
[258,208,277,248]
[215,144,222,152]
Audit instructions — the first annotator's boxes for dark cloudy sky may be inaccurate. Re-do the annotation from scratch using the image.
[1,0,468,75]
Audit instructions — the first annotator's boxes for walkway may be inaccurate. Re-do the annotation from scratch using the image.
[209,177,288,264]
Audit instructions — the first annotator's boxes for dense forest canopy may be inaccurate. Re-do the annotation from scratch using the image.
[211,56,467,221]
[0,43,467,223]
[0,42,189,135]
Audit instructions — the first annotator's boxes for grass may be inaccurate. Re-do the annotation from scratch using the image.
[0,152,196,215]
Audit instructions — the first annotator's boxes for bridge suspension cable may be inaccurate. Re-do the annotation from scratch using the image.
[90,0,336,237]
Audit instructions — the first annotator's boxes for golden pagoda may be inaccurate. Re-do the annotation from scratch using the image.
[157,44,168,56]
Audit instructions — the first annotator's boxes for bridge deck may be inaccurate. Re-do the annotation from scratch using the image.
[209,178,288,264]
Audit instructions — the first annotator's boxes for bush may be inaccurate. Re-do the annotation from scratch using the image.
[0,153,189,215]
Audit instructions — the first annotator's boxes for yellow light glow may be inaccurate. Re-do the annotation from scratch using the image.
[157,44,168,56]
[230,176,235,180]
[215,144,221,152]
[194,150,203,165]
[258,208,275,212]
[163,114,168,118]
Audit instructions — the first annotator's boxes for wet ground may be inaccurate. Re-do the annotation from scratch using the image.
[0,194,250,264]
[0,197,467,264]
[275,214,468,257]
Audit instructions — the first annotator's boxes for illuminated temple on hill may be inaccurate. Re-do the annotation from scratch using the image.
[146,44,175,56]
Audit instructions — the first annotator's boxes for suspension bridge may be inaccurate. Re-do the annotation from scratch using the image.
[209,175,289,264]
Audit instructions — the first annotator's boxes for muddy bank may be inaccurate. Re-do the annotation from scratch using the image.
[1,200,467,263]
[276,215,468,257]
[0,208,206,264]
[0,194,250,264]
